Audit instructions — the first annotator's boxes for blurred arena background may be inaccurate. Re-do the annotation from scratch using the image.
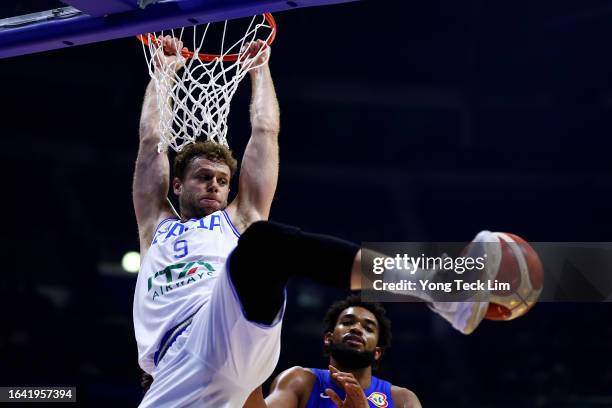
[1,0,612,406]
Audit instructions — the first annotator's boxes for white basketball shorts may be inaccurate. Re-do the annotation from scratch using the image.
[139,263,285,407]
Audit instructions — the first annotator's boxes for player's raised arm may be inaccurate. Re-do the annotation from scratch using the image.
[133,36,185,252]
[227,40,280,231]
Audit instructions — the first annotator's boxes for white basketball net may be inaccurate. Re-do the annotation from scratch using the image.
[140,15,274,152]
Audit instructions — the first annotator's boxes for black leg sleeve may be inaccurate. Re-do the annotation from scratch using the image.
[229,220,359,324]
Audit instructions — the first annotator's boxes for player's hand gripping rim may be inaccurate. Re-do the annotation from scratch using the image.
[152,35,187,74]
[239,39,271,70]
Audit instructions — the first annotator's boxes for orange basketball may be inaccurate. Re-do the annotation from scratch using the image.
[485,233,544,321]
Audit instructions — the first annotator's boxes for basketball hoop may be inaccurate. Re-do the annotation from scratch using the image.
[138,13,277,152]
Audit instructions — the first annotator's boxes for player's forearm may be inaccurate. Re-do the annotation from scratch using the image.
[133,77,173,234]
[139,77,173,144]
[249,64,280,136]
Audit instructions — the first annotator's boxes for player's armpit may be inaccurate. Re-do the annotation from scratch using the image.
[133,152,173,239]
[391,385,422,408]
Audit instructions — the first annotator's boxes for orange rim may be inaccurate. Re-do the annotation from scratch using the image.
[137,13,276,62]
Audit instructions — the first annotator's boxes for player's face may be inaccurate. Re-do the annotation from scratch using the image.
[330,307,380,353]
[174,157,231,218]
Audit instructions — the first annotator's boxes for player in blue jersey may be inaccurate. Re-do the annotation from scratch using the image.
[243,295,421,408]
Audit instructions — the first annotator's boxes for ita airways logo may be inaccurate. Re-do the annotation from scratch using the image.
[147,261,216,300]
[367,391,388,408]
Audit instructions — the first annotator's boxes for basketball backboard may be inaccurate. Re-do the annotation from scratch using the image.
[0,0,357,58]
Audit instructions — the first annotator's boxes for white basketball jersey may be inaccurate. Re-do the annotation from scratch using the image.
[133,210,240,373]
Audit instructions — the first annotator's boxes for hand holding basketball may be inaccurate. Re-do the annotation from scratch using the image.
[153,35,187,73]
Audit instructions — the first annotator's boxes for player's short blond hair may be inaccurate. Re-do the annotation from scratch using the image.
[173,141,238,180]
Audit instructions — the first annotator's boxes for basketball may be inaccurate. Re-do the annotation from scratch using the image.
[485,232,544,321]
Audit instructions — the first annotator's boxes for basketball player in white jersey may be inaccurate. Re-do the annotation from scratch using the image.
[133,37,370,407]
[133,37,499,407]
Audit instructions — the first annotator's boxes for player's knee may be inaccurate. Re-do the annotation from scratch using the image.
[239,220,300,252]
[230,221,272,272]
[240,220,274,247]
[229,222,289,316]
[231,221,296,282]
